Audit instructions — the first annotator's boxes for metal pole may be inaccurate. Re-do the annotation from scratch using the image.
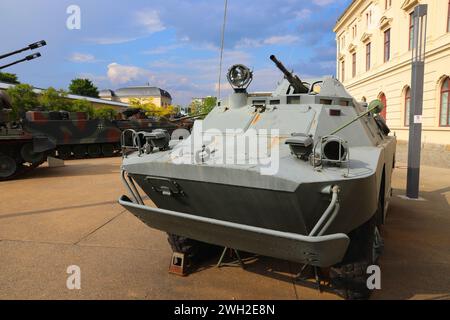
[406,5,428,199]
[217,0,228,101]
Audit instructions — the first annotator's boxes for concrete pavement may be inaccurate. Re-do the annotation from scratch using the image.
[0,157,449,300]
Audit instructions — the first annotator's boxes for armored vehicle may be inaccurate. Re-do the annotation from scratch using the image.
[22,109,198,159]
[118,55,396,299]
[0,41,55,180]
[0,92,55,180]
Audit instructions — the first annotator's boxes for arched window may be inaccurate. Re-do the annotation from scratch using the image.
[404,87,411,127]
[379,93,387,119]
[440,77,450,126]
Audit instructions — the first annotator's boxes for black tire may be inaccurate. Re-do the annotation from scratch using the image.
[330,215,383,300]
[0,155,17,180]
[167,234,221,264]
[20,143,44,164]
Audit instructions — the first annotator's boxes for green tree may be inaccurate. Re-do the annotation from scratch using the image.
[93,106,117,120]
[69,78,100,98]
[6,84,38,119]
[188,96,217,116]
[129,98,175,118]
[201,96,217,114]
[39,87,73,111]
[0,72,20,84]
[188,100,202,116]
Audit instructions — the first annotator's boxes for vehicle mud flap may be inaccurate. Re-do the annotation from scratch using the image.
[119,195,350,267]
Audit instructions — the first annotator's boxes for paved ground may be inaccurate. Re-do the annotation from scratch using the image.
[0,157,449,300]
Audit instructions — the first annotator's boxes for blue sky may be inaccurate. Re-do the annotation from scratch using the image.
[0,0,351,106]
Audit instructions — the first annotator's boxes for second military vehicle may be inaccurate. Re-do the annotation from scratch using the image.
[0,91,55,181]
[22,109,200,159]
[118,55,396,299]
[0,41,56,181]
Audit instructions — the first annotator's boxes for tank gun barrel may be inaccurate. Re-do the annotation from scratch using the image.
[169,113,208,122]
[0,53,42,70]
[270,55,309,94]
[0,40,46,61]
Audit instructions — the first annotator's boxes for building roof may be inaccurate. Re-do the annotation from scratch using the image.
[334,0,358,30]
[99,89,116,97]
[114,86,172,99]
[0,82,130,108]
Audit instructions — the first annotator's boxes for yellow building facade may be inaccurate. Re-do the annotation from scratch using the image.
[334,0,450,147]
[99,86,172,108]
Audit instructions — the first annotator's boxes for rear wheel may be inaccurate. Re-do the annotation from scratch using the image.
[0,155,17,180]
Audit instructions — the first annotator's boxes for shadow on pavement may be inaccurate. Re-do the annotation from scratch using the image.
[0,200,117,220]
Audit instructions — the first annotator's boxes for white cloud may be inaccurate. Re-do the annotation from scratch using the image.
[86,36,139,45]
[135,9,166,34]
[294,8,312,19]
[77,73,109,85]
[107,63,155,85]
[143,44,183,55]
[236,35,300,48]
[313,0,339,6]
[263,35,300,45]
[69,53,96,63]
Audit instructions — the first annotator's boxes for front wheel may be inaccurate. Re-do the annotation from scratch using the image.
[0,155,17,180]
[330,215,383,300]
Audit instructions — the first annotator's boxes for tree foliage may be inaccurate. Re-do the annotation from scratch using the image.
[6,84,38,119]
[129,98,176,118]
[68,78,100,98]
[71,99,95,119]
[188,96,217,116]
[93,106,117,120]
[38,87,70,111]
[0,72,20,84]
[5,82,120,120]
[202,96,217,114]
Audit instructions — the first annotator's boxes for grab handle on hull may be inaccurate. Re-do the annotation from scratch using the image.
[309,185,340,237]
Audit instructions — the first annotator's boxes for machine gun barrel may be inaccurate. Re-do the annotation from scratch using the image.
[0,40,46,61]
[270,55,309,94]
